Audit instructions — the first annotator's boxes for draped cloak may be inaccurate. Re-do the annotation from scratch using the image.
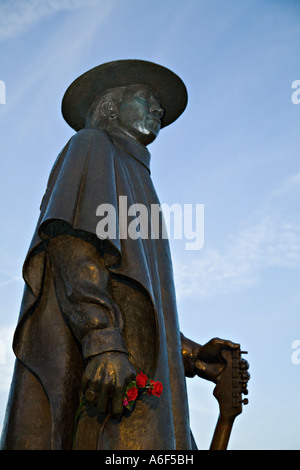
[1,128,195,450]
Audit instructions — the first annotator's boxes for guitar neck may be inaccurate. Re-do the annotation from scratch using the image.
[209,348,248,450]
[209,414,235,450]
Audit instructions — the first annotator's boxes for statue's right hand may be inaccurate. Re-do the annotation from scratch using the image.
[82,352,136,419]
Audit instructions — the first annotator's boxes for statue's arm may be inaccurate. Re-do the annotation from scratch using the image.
[180,333,201,378]
[47,232,136,418]
[180,333,241,383]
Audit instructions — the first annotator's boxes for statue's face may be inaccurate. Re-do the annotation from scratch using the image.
[113,85,164,145]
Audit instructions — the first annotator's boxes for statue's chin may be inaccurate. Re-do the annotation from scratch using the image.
[131,121,160,145]
[110,120,160,146]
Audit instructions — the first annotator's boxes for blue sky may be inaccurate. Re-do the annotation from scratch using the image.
[0,0,300,450]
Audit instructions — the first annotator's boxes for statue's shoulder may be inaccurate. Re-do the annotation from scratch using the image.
[69,128,111,147]
[60,129,114,169]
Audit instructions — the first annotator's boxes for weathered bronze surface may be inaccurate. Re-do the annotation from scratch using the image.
[1,60,249,450]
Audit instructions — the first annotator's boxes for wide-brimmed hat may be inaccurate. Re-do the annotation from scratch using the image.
[61,59,188,131]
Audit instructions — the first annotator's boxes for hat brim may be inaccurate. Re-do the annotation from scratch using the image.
[61,59,188,131]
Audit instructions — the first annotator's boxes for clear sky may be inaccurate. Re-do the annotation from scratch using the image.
[0,0,299,450]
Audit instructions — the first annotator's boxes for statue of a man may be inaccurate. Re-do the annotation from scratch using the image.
[1,60,247,450]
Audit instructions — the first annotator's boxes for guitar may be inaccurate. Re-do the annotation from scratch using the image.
[209,347,249,450]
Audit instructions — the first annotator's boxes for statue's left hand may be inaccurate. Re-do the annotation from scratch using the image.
[194,338,249,384]
[182,334,249,383]
[82,351,136,419]
[197,337,239,364]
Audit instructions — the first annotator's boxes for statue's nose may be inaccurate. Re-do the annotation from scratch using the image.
[150,105,164,118]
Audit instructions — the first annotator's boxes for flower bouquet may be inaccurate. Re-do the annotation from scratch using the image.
[123,372,163,411]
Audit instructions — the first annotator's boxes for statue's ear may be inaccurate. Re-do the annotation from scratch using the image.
[100,98,118,119]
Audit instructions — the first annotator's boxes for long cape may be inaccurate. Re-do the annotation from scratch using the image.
[2,128,194,450]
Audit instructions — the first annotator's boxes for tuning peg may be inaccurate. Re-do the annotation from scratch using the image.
[241,398,249,405]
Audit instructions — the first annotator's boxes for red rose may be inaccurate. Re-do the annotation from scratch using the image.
[146,380,155,396]
[136,372,148,388]
[126,387,138,402]
[152,381,163,397]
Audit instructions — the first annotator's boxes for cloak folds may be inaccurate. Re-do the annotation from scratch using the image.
[1,128,194,450]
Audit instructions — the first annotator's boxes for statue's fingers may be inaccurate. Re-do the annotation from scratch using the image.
[97,382,111,415]
[85,387,98,404]
[82,374,98,404]
[217,338,240,350]
[195,359,224,383]
[111,384,126,419]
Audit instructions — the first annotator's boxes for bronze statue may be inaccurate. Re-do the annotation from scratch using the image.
[1,60,249,450]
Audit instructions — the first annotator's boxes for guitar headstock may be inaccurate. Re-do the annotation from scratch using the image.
[213,347,249,420]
